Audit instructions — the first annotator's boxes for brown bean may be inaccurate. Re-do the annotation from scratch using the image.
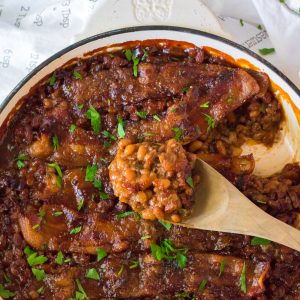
[153,207,165,220]
[124,144,136,156]
[188,140,203,153]
[136,191,148,204]
[137,145,147,161]
[171,214,181,223]
[142,209,156,220]
[124,169,136,181]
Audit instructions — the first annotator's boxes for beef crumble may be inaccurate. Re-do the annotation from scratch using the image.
[0,40,299,300]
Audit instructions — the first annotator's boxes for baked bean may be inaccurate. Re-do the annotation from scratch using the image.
[171,214,181,223]
[124,169,136,181]
[188,140,203,153]
[153,207,165,220]
[124,144,136,156]
[137,145,147,161]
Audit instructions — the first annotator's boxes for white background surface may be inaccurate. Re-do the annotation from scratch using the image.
[0,0,299,103]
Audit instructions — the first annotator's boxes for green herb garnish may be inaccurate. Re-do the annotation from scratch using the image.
[96,248,107,262]
[115,211,136,220]
[117,116,125,138]
[117,265,124,276]
[240,19,244,26]
[73,70,83,80]
[49,73,56,86]
[200,101,209,108]
[77,103,84,110]
[32,268,46,281]
[136,111,147,119]
[36,286,45,294]
[99,192,109,200]
[102,130,117,141]
[239,262,247,293]
[186,176,194,188]
[69,124,77,133]
[159,220,172,231]
[141,235,152,240]
[52,135,59,150]
[26,251,48,267]
[70,226,82,235]
[142,48,149,61]
[153,114,161,121]
[15,153,29,169]
[132,56,140,77]
[86,105,101,134]
[124,49,132,61]
[202,113,215,132]
[259,48,275,55]
[198,279,207,292]
[219,259,227,276]
[75,279,89,300]
[171,127,183,141]
[53,211,63,217]
[175,292,193,298]
[55,251,64,265]
[0,284,15,298]
[182,86,190,94]
[85,268,100,281]
[250,236,271,246]
[150,239,188,269]
[48,163,63,188]
[77,198,84,211]
[85,164,98,182]
[257,24,263,30]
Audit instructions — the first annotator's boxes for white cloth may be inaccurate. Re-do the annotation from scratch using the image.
[0,0,299,104]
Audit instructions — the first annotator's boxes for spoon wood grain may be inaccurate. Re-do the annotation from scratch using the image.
[181,159,300,252]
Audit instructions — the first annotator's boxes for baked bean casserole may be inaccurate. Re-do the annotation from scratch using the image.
[0,40,299,299]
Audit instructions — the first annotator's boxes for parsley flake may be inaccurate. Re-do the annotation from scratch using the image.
[55,251,64,265]
[52,135,59,150]
[181,86,190,94]
[198,279,207,292]
[77,198,84,211]
[136,111,147,119]
[124,49,132,61]
[117,116,126,138]
[48,163,63,188]
[219,259,227,276]
[251,236,271,246]
[69,124,77,133]
[202,113,215,132]
[26,251,48,267]
[75,279,89,300]
[132,56,140,77]
[117,265,124,276]
[153,114,161,121]
[36,286,45,294]
[115,211,136,220]
[102,130,117,141]
[77,103,84,110]
[175,292,193,298]
[186,176,194,188]
[70,226,82,235]
[159,220,172,231]
[53,211,63,217]
[15,153,29,169]
[141,235,152,240]
[86,268,100,281]
[239,262,247,293]
[49,73,56,86]
[129,260,139,269]
[32,268,46,281]
[96,248,107,262]
[73,70,83,80]
[99,192,109,200]
[85,164,98,182]
[171,127,183,141]
[86,105,101,134]
[0,284,15,298]
[200,101,209,108]
[259,48,275,55]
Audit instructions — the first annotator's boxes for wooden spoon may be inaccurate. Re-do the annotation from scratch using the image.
[182,159,300,251]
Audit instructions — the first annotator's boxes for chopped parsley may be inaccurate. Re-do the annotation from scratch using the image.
[239,262,247,293]
[240,19,244,26]
[31,268,45,281]
[132,56,140,77]
[69,124,77,133]
[117,116,125,138]
[186,176,194,188]
[77,198,84,211]
[115,211,137,220]
[153,114,161,121]
[55,251,64,265]
[48,163,63,188]
[85,164,98,182]
[142,48,149,61]
[99,191,109,200]
[202,113,215,132]
[198,279,207,292]
[171,127,183,141]
[124,49,132,61]
[85,268,100,281]
[15,153,29,169]
[77,103,84,110]
[96,248,107,262]
[86,105,101,134]
[136,111,147,119]
[181,86,190,94]
[75,279,89,300]
[259,48,275,55]
[129,260,139,269]
[200,101,209,108]
[141,235,152,240]
[257,24,263,30]
[32,224,40,230]
[219,259,227,276]
[52,134,59,150]
[150,239,188,269]
[0,284,15,298]
[250,236,271,246]
[53,211,63,217]
[73,70,83,80]
[49,73,56,86]
[159,220,172,231]
[25,249,48,267]
[70,226,82,235]
[175,292,193,298]
[102,130,117,141]
[36,286,45,294]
